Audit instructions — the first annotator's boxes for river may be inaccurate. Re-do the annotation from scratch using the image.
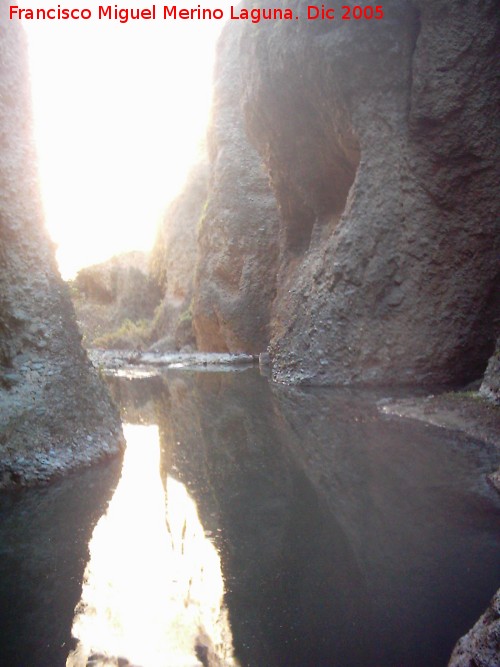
[0,367,499,667]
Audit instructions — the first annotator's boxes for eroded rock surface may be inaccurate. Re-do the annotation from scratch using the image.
[448,590,500,667]
[0,10,123,487]
[149,162,208,352]
[240,0,500,385]
[72,250,161,347]
[192,22,280,354]
[480,337,500,405]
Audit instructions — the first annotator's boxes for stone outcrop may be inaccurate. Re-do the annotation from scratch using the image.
[239,0,500,385]
[149,162,208,351]
[480,338,500,405]
[72,250,161,347]
[448,590,500,667]
[0,9,123,487]
[477,337,500,492]
[192,22,280,354]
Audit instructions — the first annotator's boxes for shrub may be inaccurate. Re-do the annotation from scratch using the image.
[93,319,152,350]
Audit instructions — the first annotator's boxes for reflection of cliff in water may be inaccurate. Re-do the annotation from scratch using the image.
[104,369,500,667]
[0,458,122,667]
[105,374,167,426]
[269,383,500,666]
[153,370,372,667]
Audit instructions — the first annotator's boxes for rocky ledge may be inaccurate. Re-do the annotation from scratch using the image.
[380,391,500,492]
[448,589,500,667]
[88,348,258,374]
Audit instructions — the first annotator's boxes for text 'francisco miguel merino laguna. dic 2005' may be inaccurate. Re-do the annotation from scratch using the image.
[8,4,385,24]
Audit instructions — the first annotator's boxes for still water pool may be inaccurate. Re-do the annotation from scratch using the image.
[0,368,499,667]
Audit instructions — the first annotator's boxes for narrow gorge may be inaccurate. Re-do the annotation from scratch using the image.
[149,0,499,390]
[0,1,499,666]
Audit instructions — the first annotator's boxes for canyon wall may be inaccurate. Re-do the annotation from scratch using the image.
[191,23,280,354]
[237,0,499,385]
[0,10,123,487]
[149,162,208,351]
[154,1,500,383]
[72,251,161,348]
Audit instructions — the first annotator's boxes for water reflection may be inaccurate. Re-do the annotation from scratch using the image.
[105,370,500,667]
[67,424,238,667]
[1,370,499,667]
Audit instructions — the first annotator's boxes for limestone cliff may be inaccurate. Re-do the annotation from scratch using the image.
[240,0,500,385]
[0,10,123,487]
[192,22,280,354]
[149,162,208,351]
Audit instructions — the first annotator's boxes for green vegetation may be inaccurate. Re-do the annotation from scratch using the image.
[178,304,193,325]
[444,389,480,400]
[443,389,499,409]
[93,318,153,350]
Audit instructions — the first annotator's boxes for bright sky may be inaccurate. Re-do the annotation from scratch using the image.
[23,3,231,278]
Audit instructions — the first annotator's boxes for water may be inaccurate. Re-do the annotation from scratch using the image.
[0,368,499,667]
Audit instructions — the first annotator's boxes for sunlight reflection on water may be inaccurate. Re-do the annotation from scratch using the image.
[66,424,238,667]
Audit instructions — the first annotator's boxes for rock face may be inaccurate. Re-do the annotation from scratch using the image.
[0,11,123,487]
[480,338,500,405]
[240,0,500,385]
[72,251,161,347]
[448,590,500,667]
[192,22,280,354]
[149,162,208,351]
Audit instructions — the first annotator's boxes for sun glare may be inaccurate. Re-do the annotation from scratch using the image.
[67,424,238,666]
[23,3,232,278]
